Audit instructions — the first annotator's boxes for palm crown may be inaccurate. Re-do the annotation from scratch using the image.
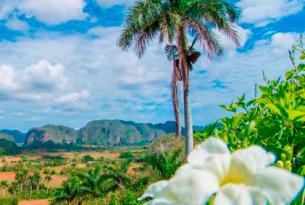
[119,0,240,155]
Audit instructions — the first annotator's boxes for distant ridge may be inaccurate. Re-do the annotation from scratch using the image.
[0,129,26,144]
[23,120,203,147]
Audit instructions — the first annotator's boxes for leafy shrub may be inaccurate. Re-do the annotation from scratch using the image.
[109,193,120,205]
[121,190,140,205]
[119,151,133,158]
[195,37,305,176]
[144,149,183,179]
[82,154,95,162]
[0,198,18,205]
[42,155,66,166]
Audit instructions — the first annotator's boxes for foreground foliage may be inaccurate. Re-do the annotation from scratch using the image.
[195,37,305,176]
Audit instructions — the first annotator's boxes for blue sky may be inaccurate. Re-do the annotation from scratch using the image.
[0,0,304,131]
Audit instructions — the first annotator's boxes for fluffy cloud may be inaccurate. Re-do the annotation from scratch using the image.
[0,0,87,25]
[0,60,88,104]
[19,0,87,25]
[55,90,90,105]
[0,24,302,130]
[237,0,304,26]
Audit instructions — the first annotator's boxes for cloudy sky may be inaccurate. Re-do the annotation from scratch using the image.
[0,0,304,131]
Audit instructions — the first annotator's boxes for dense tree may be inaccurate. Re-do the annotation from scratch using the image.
[52,176,81,205]
[119,0,240,155]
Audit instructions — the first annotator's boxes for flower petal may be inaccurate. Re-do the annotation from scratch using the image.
[139,180,169,200]
[215,184,267,205]
[254,167,304,205]
[160,166,220,205]
[188,137,230,167]
[232,146,275,172]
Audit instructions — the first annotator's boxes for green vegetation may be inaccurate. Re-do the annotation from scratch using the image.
[0,197,18,205]
[195,37,305,176]
[0,139,21,156]
[119,151,133,159]
[82,155,95,163]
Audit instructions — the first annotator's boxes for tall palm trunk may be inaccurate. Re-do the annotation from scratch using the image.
[183,75,193,155]
[172,60,181,137]
[177,26,193,155]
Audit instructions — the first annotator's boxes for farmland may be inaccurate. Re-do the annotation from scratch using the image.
[0,146,151,205]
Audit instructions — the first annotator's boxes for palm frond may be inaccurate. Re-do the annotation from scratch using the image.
[186,19,223,58]
[186,0,240,46]
[118,0,163,51]
[134,21,161,57]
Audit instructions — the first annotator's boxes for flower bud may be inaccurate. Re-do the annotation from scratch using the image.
[276,160,284,169]
[285,161,292,171]
[280,153,286,161]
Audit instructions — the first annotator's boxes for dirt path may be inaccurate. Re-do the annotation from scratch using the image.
[19,199,49,205]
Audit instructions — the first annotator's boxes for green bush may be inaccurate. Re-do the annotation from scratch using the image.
[0,198,18,205]
[109,193,120,205]
[195,36,305,176]
[121,190,140,205]
[119,151,133,159]
[82,154,95,162]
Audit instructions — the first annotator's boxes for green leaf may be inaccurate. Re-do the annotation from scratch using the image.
[255,97,272,104]
[266,103,282,115]
[287,109,305,121]
[285,69,296,80]
[300,52,305,60]
[297,63,305,71]
[258,86,270,95]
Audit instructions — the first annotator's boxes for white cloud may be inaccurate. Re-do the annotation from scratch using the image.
[22,60,69,91]
[97,0,136,7]
[55,90,90,105]
[0,60,87,105]
[271,32,299,49]
[5,17,29,31]
[19,0,87,25]
[0,0,87,25]
[237,0,304,26]
[0,22,302,129]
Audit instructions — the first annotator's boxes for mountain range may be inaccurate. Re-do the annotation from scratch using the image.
[0,120,203,147]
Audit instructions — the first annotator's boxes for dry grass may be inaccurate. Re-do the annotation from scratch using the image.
[19,199,49,205]
[0,172,16,182]
[46,175,67,188]
[0,172,66,188]
[127,162,143,176]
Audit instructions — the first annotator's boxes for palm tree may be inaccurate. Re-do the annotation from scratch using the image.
[144,149,182,179]
[15,169,29,194]
[0,180,9,197]
[78,166,105,203]
[52,176,81,205]
[119,0,240,155]
[102,161,132,190]
[44,174,52,194]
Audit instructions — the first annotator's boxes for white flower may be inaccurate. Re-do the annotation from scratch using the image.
[140,138,304,205]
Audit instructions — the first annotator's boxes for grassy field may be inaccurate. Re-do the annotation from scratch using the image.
[0,148,146,205]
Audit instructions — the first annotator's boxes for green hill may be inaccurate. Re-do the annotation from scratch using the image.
[0,129,26,143]
[25,125,77,145]
[77,120,169,146]
[0,139,21,155]
[23,120,203,147]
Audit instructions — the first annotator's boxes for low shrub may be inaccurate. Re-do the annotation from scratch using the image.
[0,198,18,205]
[119,151,133,158]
